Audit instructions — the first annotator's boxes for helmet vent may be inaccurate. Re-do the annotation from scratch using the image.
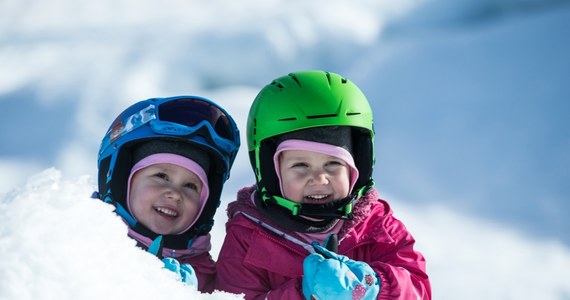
[325,72,332,85]
[288,73,302,87]
[307,114,337,119]
[271,80,285,90]
[278,117,297,121]
[346,112,361,116]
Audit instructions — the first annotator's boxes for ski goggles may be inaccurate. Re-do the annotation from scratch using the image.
[102,96,240,164]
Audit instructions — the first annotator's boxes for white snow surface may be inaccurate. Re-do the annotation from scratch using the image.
[0,168,242,299]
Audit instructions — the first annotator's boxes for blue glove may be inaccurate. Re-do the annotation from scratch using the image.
[303,243,380,300]
[162,257,198,287]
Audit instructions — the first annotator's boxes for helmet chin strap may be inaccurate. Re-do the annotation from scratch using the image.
[91,191,138,227]
[296,195,356,220]
[261,188,358,221]
[260,180,374,222]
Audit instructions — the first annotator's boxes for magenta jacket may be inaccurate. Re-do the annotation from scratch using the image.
[215,185,431,299]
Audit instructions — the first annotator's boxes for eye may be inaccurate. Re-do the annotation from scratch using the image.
[291,162,309,168]
[325,160,346,172]
[327,160,343,166]
[153,172,169,180]
[184,182,199,191]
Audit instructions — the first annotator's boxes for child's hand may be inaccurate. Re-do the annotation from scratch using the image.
[302,244,380,300]
[162,257,198,288]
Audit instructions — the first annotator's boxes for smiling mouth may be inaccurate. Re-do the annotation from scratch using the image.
[304,194,331,203]
[155,207,178,218]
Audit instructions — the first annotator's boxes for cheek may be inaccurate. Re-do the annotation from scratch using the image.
[182,189,202,210]
[129,180,159,214]
[281,177,304,201]
[129,186,151,214]
[128,181,143,209]
[185,199,201,214]
[181,200,202,226]
[335,172,351,195]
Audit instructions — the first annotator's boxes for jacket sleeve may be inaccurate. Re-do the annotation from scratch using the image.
[368,206,431,299]
[215,219,305,300]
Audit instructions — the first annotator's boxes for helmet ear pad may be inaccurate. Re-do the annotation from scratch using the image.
[254,138,281,197]
[351,127,374,190]
[98,143,135,208]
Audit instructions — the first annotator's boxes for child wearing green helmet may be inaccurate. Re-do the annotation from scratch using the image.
[215,71,431,299]
[94,96,240,292]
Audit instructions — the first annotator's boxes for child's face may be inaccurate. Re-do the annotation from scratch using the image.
[129,163,203,235]
[278,150,351,204]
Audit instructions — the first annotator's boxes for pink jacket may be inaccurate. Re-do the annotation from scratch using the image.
[215,185,431,299]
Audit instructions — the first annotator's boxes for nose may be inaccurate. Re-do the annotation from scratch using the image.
[164,186,182,201]
[309,171,329,185]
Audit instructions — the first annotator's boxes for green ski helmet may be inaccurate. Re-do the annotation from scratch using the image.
[247,70,375,229]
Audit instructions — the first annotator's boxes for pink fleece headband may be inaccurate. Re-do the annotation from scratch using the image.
[126,153,210,235]
[273,139,359,195]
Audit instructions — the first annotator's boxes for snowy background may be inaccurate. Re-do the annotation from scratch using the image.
[1,0,570,299]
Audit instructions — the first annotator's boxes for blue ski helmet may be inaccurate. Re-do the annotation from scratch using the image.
[96,96,240,248]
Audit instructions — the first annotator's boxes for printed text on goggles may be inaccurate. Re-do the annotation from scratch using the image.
[105,98,239,156]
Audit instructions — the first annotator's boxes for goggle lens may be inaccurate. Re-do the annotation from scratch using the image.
[103,97,238,159]
[158,98,235,142]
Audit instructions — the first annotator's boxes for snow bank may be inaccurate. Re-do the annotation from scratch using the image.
[0,168,242,300]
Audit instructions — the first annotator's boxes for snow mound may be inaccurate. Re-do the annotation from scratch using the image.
[0,168,242,300]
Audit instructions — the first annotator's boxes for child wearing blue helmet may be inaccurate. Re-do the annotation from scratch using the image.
[94,96,240,292]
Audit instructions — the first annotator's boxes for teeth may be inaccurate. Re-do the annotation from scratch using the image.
[306,194,328,200]
[156,207,177,217]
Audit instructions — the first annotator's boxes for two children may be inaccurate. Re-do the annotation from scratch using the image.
[215,71,431,299]
[95,71,430,299]
[94,95,240,292]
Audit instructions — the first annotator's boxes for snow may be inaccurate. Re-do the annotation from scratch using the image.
[0,168,242,299]
[1,0,570,299]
